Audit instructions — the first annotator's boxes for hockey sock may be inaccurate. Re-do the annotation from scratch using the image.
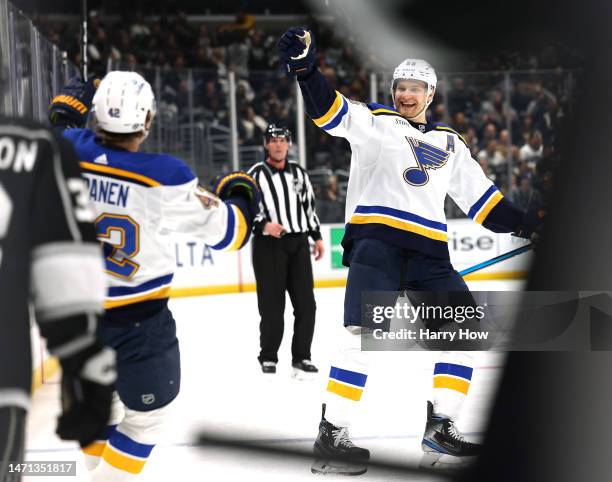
[432,352,474,420]
[90,404,169,481]
[82,424,117,471]
[323,327,370,428]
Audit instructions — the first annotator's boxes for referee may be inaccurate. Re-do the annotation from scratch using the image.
[248,124,324,378]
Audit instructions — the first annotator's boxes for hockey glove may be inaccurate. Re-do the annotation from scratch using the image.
[213,171,261,219]
[277,26,316,76]
[513,207,546,243]
[49,76,100,129]
[56,341,116,448]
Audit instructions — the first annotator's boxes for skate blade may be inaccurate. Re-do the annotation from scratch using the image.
[419,452,474,471]
[311,458,368,476]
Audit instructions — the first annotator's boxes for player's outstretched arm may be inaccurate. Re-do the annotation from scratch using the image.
[278,27,372,145]
[48,76,99,131]
[212,171,260,246]
[447,142,545,243]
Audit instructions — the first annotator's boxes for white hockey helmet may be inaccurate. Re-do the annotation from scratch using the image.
[92,71,156,134]
[391,59,437,110]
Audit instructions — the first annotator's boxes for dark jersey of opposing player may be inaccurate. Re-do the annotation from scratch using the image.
[0,117,104,408]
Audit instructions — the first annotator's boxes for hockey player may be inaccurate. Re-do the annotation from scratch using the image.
[0,116,116,481]
[277,27,543,473]
[48,72,260,481]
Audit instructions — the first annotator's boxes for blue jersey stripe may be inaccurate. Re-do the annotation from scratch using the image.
[329,366,368,387]
[108,274,174,297]
[109,430,155,458]
[468,186,498,219]
[322,98,348,131]
[354,205,447,231]
[433,362,473,380]
[210,203,236,250]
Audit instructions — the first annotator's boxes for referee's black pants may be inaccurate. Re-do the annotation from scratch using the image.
[252,234,316,364]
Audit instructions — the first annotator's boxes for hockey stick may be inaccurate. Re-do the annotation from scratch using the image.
[459,243,533,278]
[81,0,88,81]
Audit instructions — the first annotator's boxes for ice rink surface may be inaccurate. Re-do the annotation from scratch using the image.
[25,280,523,481]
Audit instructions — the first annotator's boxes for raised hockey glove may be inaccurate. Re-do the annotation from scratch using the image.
[49,76,100,128]
[213,171,262,220]
[277,26,316,77]
[513,207,546,243]
[56,341,116,448]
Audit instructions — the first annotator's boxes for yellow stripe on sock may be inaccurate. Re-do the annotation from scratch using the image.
[327,380,363,401]
[82,441,105,457]
[102,446,146,474]
[433,375,470,395]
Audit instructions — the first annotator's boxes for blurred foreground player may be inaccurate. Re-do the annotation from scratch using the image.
[49,72,259,481]
[248,125,324,378]
[0,116,116,481]
[278,27,543,473]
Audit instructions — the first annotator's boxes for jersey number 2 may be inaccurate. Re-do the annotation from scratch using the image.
[95,213,140,279]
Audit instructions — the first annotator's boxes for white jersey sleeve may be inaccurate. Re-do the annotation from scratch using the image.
[159,179,248,251]
[310,92,376,146]
[447,141,504,225]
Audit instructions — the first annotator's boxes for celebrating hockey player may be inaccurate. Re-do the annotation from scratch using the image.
[48,72,260,481]
[0,116,116,482]
[277,27,543,473]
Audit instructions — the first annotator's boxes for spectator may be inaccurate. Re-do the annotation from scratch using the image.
[519,131,544,167]
[447,77,473,116]
[510,174,542,210]
[478,139,506,171]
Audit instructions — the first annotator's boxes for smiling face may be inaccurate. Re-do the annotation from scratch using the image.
[393,79,434,123]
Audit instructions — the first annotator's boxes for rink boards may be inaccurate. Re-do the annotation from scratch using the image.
[170,220,532,297]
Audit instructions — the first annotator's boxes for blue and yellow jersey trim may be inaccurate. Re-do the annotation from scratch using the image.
[433,124,469,148]
[349,205,448,242]
[313,91,348,131]
[326,366,368,401]
[80,161,162,187]
[433,362,473,395]
[468,186,504,225]
[101,430,155,474]
[210,203,249,251]
[105,273,174,309]
[367,102,403,118]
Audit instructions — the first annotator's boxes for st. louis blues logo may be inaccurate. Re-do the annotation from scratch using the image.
[403,137,450,186]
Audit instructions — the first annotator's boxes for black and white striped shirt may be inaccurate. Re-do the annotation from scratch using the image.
[248,160,322,240]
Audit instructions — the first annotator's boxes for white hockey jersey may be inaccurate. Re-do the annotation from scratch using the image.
[63,129,248,309]
[310,91,510,259]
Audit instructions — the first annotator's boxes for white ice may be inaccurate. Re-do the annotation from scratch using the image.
[25,280,522,481]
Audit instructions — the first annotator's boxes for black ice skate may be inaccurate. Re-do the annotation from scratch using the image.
[420,400,481,469]
[311,404,369,476]
[291,359,318,380]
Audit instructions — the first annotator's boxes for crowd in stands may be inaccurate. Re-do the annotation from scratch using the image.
[32,10,575,221]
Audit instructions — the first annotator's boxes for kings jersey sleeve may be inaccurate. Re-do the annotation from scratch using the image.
[447,140,523,233]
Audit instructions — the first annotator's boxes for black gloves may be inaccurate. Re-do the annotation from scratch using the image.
[56,341,116,448]
[277,26,317,76]
[49,76,100,128]
[213,171,261,220]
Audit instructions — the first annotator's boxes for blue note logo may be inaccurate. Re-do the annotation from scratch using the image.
[403,137,450,186]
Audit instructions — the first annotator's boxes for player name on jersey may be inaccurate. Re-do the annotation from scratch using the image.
[0,137,38,173]
[85,177,130,207]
